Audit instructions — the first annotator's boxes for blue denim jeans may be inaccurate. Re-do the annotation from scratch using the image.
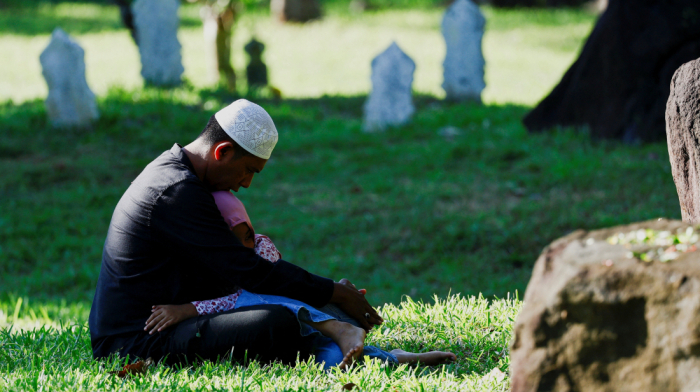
[235,290,398,369]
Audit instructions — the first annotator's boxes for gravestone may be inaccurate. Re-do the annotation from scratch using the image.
[245,38,268,89]
[270,0,321,23]
[363,42,415,132]
[441,0,485,102]
[39,28,99,128]
[666,58,700,224]
[132,0,184,86]
[510,219,700,392]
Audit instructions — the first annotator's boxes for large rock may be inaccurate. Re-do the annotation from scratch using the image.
[270,0,321,23]
[511,219,700,392]
[441,0,485,102]
[132,0,184,86]
[363,42,416,132]
[39,28,99,128]
[667,58,700,224]
[523,0,700,143]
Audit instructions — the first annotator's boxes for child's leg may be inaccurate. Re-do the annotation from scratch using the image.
[316,303,456,366]
[311,335,345,370]
[236,291,366,367]
[305,319,365,368]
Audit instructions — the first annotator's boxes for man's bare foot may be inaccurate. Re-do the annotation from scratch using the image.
[390,349,457,366]
[309,320,366,369]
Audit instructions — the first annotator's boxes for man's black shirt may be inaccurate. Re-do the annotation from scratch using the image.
[88,144,334,355]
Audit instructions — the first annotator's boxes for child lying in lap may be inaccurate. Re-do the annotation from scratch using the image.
[145,191,456,369]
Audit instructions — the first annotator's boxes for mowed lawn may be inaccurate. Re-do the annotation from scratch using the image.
[0,2,682,391]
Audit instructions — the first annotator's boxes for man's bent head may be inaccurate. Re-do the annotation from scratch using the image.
[195,100,278,192]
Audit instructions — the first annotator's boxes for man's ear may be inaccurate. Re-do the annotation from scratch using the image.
[213,141,234,161]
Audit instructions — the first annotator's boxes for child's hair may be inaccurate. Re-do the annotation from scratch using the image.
[212,191,254,234]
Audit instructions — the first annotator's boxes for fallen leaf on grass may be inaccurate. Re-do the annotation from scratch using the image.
[110,358,153,378]
[342,382,356,390]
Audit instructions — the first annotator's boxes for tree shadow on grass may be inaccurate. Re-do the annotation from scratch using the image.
[0,88,533,304]
[0,1,201,36]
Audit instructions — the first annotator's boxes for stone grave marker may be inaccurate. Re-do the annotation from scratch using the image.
[363,42,416,132]
[245,38,268,89]
[132,0,184,86]
[441,0,485,102]
[667,57,700,224]
[40,28,99,128]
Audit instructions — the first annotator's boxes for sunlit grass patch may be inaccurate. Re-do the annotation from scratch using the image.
[0,294,518,391]
[0,4,596,104]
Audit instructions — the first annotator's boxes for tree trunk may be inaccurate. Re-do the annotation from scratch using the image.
[201,3,237,91]
[114,0,137,42]
[523,0,700,143]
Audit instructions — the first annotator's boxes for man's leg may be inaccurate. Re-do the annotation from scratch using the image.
[165,304,312,365]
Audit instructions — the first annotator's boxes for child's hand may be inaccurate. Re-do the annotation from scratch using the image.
[144,304,197,334]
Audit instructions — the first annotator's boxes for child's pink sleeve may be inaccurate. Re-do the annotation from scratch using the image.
[191,290,241,315]
[254,234,282,263]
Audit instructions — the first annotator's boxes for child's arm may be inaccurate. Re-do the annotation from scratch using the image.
[144,304,197,334]
[191,292,240,315]
[254,234,282,262]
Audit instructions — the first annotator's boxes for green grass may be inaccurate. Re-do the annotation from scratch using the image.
[1,295,518,391]
[0,3,680,391]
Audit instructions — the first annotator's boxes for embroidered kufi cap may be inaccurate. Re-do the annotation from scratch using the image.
[214,99,278,159]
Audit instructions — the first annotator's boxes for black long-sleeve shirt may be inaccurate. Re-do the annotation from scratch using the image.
[88,144,334,348]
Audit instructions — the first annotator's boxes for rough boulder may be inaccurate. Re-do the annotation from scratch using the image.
[510,218,700,392]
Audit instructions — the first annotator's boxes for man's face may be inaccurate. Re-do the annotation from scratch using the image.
[211,143,268,192]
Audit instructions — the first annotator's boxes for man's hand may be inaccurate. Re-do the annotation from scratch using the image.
[330,278,383,331]
[144,304,198,334]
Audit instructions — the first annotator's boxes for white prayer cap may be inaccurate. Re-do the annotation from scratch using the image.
[214,99,278,160]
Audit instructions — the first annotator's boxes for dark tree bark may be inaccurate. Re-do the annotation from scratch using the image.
[523,0,700,143]
[490,0,588,7]
[271,0,321,23]
[114,0,137,42]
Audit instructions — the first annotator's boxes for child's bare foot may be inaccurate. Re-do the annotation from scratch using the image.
[390,349,457,366]
[309,320,366,369]
[339,345,363,370]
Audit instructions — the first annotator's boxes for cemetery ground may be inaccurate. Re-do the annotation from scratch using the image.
[0,2,682,391]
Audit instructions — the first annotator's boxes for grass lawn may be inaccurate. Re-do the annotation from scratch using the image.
[0,2,682,390]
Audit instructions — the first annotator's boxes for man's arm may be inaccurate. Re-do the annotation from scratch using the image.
[152,179,334,307]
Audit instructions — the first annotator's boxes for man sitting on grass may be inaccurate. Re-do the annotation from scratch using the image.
[88,99,383,365]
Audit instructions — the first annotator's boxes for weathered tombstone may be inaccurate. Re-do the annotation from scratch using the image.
[270,0,321,23]
[523,0,700,142]
[441,0,485,102]
[363,42,416,132]
[666,58,700,224]
[510,218,700,392]
[131,0,184,86]
[39,28,99,128]
[245,38,268,89]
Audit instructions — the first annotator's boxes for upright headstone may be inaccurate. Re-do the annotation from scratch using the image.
[39,28,99,128]
[132,0,184,86]
[666,58,700,224]
[441,0,485,102]
[245,38,268,89]
[363,42,416,132]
